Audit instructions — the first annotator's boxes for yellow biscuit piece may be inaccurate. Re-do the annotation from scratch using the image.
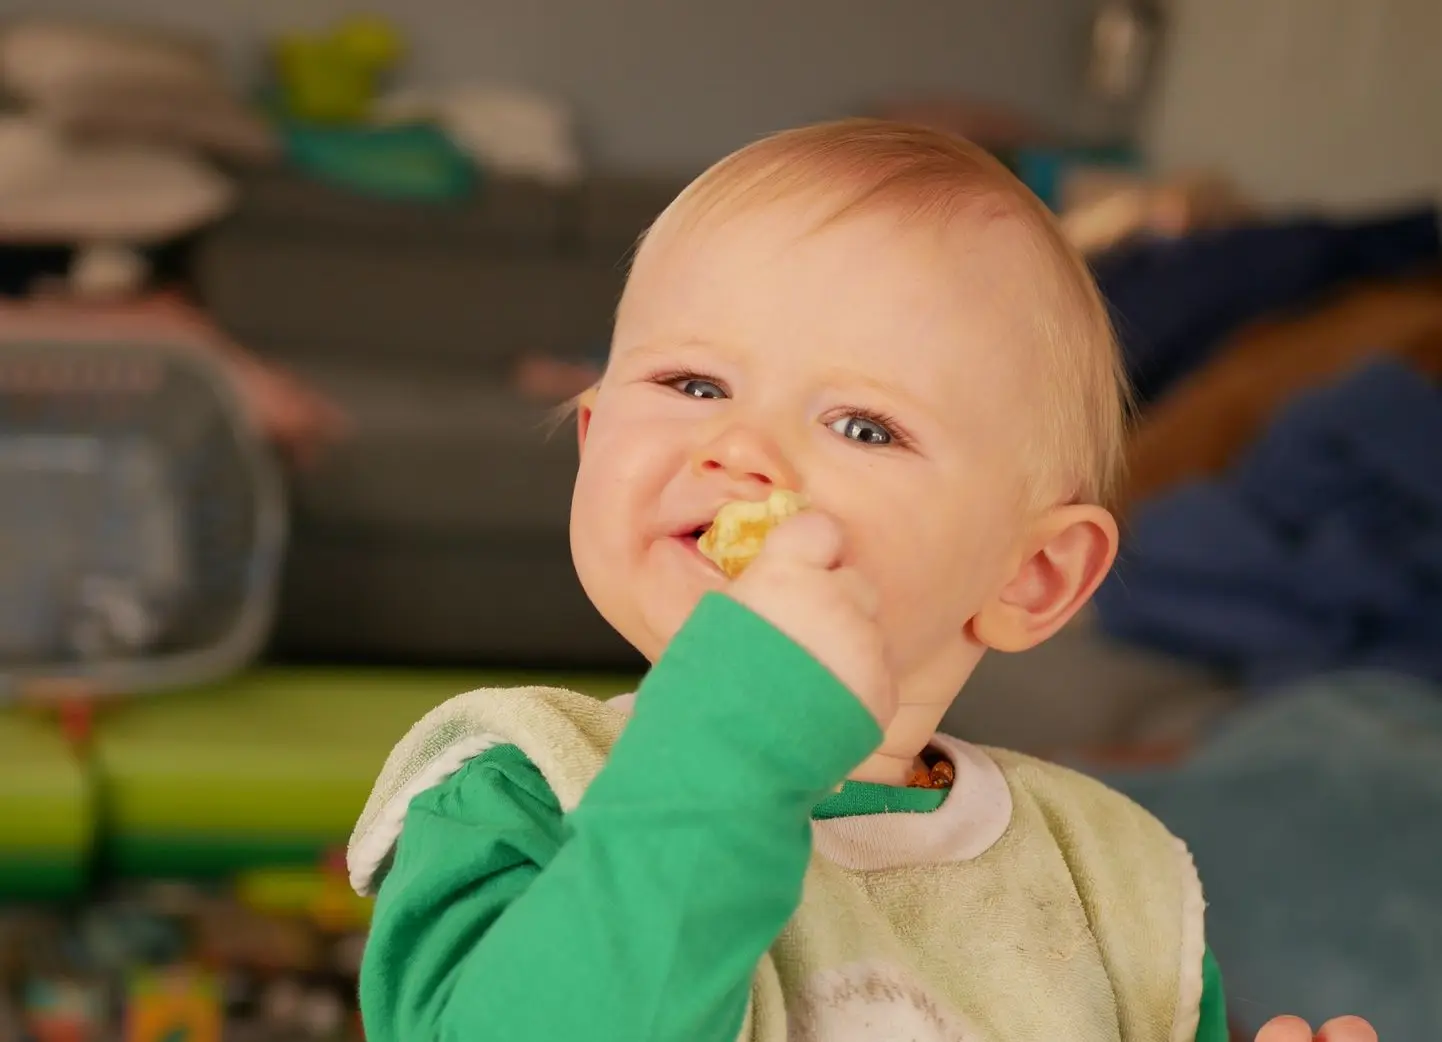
[697,489,809,579]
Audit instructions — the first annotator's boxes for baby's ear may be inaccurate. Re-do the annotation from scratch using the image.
[971,504,1118,653]
[574,386,599,455]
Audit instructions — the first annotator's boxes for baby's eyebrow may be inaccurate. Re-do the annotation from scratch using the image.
[618,336,740,366]
[820,366,932,414]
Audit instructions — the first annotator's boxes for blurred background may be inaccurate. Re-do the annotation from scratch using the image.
[0,0,1439,1039]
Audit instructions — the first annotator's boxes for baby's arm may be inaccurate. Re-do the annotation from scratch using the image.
[1197,947,1228,1042]
[359,593,881,1041]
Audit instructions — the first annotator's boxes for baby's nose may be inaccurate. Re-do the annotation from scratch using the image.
[691,423,798,489]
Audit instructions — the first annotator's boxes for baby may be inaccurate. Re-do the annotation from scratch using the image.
[347,121,1375,1042]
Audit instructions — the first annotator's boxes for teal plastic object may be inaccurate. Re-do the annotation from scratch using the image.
[1014,144,1140,211]
[282,121,477,203]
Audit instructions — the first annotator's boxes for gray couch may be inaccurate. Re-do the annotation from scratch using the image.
[195,169,689,668]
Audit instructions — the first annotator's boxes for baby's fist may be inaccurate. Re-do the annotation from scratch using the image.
[727,511,897,728]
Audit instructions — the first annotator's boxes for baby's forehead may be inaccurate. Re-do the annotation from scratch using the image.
[627,202,1040,409]
[629,188,1056,361]
[649,172,1041,258]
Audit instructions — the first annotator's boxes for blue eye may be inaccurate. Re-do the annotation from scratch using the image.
[828,415,893,445]
[672,377,726,399]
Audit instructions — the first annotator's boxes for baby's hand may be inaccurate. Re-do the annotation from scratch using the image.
[1255,1015,1377,1042]
[727,510,897,729]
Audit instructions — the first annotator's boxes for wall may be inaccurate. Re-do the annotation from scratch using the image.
[10,0,1104,171]
[1143,0,1442,211]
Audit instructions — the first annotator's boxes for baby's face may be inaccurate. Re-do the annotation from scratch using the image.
[571,197,1045,679]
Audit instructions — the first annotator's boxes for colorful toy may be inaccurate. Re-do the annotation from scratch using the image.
[259,974,350,1039]
[77,899,188,975]
[266,15,476,202]
[233,864,374,935]
[190,895,325,974]
[2,870,372,1040]
[123,966,222,1042]
[22,976,107,1042]
[273,16,405,125]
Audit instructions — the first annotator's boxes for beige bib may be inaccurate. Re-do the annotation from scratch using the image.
[349,687,1204,1042]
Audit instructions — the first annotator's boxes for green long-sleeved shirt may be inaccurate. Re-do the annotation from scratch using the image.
[360,594,1228,1041]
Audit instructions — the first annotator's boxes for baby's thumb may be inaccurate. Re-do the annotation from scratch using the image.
[757,510,844,571]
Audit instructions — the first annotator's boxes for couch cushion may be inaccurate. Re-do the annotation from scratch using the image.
[220,168,570,250]
[264,363,635,666]
[272,537,639,666]
[285,363,577,535]
[576,175,691,256]
[199,234,624,368]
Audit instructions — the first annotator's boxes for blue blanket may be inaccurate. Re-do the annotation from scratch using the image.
[1095,359,1442,688]
[1093,206,1439,401]
[1093,672,1442,1039]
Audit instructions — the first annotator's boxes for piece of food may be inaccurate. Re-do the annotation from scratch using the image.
[697,489,809,578]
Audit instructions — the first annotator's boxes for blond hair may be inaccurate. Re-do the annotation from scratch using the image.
[639,118,1132,510]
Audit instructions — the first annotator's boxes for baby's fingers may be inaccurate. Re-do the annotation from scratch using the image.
[1316,1016,1377,1042]
[1256,1017,1313,1042]
[759,510,844,571]
[1254,1015,1378,1042]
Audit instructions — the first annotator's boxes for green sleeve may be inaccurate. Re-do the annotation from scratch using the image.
[358,592,881,1042]
[1194,947,1229,1042]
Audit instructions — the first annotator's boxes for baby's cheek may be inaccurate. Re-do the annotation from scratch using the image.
[877,528,991,647]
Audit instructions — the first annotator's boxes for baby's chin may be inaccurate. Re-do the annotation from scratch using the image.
[631,585,710,662]
[577,533,726,661]
[602,564,714,663]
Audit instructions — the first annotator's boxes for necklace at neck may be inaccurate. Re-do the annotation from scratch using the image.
[907,749,955,790]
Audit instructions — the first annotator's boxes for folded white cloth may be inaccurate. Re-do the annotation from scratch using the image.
[377,84,583,185]
[0,117,233,244]
[0,17,223,100]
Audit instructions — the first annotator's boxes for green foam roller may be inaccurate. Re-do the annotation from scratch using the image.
[0,709,91,899]
[93,668,635,878]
